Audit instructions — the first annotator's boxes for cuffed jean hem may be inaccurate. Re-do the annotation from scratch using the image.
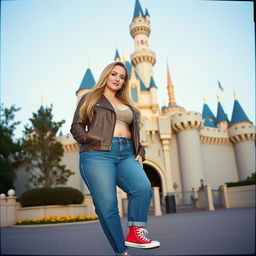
[116,249,128,256]
[127,221,147,227]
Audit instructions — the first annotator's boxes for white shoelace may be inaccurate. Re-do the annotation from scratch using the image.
[136,228,151,242]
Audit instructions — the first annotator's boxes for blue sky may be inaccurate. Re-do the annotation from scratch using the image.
[1,0,254,139]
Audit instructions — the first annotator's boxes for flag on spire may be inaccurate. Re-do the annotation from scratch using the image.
[218,80,224,91]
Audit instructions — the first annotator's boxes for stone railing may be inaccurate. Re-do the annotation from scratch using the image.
[219,184,255,208]
[192,184,255,210]
[0,190,16,227]
[1,187,163,227]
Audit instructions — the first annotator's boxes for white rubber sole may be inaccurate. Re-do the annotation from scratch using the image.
[125,241,160,249]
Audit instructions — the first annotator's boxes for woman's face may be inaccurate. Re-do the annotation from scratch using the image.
[105,65,126,93]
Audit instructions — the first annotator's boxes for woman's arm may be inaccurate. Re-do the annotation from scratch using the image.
[70,94,89,144]
[137,143,146,162]
[134,111,146,162]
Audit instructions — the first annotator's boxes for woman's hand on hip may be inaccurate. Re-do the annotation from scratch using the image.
[135,155,143,167]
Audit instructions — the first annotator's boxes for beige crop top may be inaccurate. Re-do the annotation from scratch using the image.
[113,105,133,129]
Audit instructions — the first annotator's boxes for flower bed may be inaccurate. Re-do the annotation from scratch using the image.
[15,215,99,225]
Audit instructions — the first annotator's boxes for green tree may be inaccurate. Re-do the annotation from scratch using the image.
[0,104,23,194]
[246,172,256,180]
[22,105,74,188]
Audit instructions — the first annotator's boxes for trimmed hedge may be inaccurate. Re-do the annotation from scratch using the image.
[225,179,256,188]
[19,187,84,207]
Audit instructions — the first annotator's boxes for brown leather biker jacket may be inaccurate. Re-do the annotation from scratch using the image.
[70,93,146,161]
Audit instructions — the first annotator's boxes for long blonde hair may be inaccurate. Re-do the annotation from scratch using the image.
[79,62,139,121]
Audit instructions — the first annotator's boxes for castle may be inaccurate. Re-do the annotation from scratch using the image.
[15,0,255,200]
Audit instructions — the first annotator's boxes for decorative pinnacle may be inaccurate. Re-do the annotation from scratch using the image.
[203,97,207,104]
[40,94,44,107]
[234,91,238,100]
[167,64,176,106]
[86,62,90,69]
[217,94,220,102]
[122,49,126,62]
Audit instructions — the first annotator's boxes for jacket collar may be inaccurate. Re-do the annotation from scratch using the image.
[96,95,115,112]
[96,95,138,119]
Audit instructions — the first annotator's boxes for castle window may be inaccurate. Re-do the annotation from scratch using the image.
[131,87,138,103]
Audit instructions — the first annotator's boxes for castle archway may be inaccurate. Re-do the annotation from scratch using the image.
[143,158,167,198]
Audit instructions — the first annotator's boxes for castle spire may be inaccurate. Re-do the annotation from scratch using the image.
[167,64,176,106]
[114,49,121,62]
[76,66,95,95]
[230,95,251,125]
[40,95,44,107]
[145,8,150,17]
[133,0,144,20]
[122,49,126,62]
[202,102,217,128]
[130,0,155,87]
[216,100,229,124]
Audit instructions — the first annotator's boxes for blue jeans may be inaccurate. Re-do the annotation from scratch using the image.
[79,137,152,255]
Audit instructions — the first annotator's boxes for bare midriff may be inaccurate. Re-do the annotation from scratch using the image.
[113,123,131,138]
[109,100,133,139]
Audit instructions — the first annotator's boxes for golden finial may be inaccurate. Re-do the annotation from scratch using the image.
[217,94,220,102]
[234,91,238,100]
[86,62,90,69]
[203,97,207,104]
[40,94,44,107]
[122,49,126,62]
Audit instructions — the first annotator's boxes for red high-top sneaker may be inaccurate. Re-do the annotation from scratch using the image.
[125,226,160,249]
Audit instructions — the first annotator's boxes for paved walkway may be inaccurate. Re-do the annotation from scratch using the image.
[1,208,255,255]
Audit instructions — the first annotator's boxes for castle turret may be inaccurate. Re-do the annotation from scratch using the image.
[76,64,96,100]
[216,96,229,129]
[162,65,184,115]
[114,49,121,62]
[167,65,176,106]
[149,76,158,113]
[202,99,217,128]
[144,8,150,23]
[228,94,255,180]
[171,111,205,200]
[130,0,156,87]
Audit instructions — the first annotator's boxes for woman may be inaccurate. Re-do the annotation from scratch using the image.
[70,62,160,256]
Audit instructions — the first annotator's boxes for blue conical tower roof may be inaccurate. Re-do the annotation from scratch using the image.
[114,49,121,61]
[204,119,217,128]
[202,103,217,128]
[216,101,229,123]
[39,105,45,113]
[230,99,251,125]
[58,130,63,136]
[145,8,150,17]
[202,103,216,120]
[149,76,157,88]
[36,105,45,120]
[133,0,144,19]
[135,71,148,91]
[77,68,95,92]
[124,61,132,79]
[140,79,148,91]
[36,105,50,123]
